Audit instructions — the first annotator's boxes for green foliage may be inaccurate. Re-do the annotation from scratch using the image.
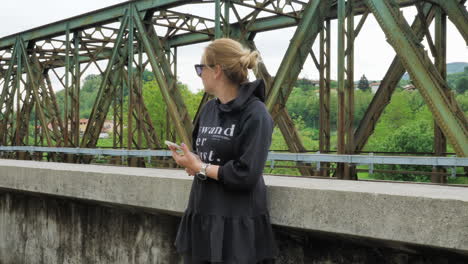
[295,78,318,92]
[362,90,451,182]
[365,91,417,149]
[55,74,103,119]
[286,86,320,129]
[371,119,434,182]
[140,78,203,144]
[456,92,468,115]
[455,77,468,94]
[353,90,373,128]
[54,71,202,148]
[49,71,468,183]
[447,68,468,92]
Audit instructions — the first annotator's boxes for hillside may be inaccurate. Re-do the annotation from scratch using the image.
[402,62,468,80]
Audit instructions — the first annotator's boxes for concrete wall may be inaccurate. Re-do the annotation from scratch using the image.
[0,192,181,264]
[2,191,467,264]
[0,159,467,263]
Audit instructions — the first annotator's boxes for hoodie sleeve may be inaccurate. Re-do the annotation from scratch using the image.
[191,116,200,152]
[218,104,274,191]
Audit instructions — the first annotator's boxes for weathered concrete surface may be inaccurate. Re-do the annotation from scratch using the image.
[0,159,467,262]
[2,190,467,264]
[267,177,468,255]
[0,192,182,264]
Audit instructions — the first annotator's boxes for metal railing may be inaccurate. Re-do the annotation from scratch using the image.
[1,146,466,172]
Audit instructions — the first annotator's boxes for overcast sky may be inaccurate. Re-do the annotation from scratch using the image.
[1,0,467,92]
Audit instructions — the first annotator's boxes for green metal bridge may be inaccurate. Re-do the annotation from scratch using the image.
[0,0,467,182]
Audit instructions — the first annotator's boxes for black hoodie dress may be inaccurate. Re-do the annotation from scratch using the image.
[174,79,279,263]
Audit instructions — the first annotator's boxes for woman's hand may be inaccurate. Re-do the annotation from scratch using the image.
[169,143,203,175]
[185,167,198,176]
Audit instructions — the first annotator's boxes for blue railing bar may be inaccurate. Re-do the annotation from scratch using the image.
[0,146,467,167]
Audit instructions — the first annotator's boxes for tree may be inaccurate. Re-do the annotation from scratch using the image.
[455,77,468,94]
[358,74,370,92]
[373,120,434,182]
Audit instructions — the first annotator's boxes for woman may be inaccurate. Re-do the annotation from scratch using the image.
[169,38,279,264]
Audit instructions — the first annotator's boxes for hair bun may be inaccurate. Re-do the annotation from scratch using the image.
[203,38,260,84]
[240,51,259,70]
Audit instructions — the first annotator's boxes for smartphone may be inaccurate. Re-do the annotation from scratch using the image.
[165,140,183,152]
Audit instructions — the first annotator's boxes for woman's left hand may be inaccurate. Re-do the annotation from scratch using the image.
[169,143,202,174]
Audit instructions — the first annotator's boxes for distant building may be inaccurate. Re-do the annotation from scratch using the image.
[403,84,416,92]
[369,82,381,93]
[40,119,114,137]
[311,80,320,86]
[99,133,110,139]
[102,120,114,133]
[79,119,88,134]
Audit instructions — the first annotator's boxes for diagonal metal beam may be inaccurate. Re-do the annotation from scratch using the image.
[24,55,65,147]
[16,67,36,148]
[0,46,18,141]
[18,39,54,147]
[0,0,185,50]
[242,38,316,176]
[145,12,193,125]
[265,0,331,119]
[428,0,468,45]
[433,5,448,183]
[80,12,129,148]
[365,0,468,156]
[354,3,437,153]
[132,6,192,146]
[43,71,65,144]
[121,68,162,149]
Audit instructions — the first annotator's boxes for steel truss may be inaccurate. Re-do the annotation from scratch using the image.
[0,0,466,181]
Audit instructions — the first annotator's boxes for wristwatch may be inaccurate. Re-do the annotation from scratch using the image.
[196,162,210,180]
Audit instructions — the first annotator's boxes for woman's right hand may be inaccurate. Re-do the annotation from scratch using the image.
[184,153,202,176]
[185,167,197,176]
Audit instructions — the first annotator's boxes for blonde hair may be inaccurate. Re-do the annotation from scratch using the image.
[202,38,260,84]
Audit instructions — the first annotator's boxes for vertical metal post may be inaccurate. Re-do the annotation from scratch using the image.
[64,24,70,147]
[34,103,39,146]
[224,0,231,37]
[119,66,124,150]
[72,32,81,148]
[215,0,222,39]
[127,5,134,153]
[112,64,124,164]
[433,6,447,183]
[344,0,355,180]
[15,37,22,149]
[137,38,143,150]
[128,5,138,167]
[319,19,331,177]
[336,0,346,178]
[173,47,177,81]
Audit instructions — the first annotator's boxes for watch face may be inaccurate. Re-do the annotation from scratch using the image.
[196,173,207,181]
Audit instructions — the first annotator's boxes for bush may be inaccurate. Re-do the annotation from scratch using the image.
[372,120,433,182]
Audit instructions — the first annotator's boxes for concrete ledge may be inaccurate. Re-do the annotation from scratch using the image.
[0,159,467,255]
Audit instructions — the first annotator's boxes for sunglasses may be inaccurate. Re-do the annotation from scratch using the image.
[194,64,215,77]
